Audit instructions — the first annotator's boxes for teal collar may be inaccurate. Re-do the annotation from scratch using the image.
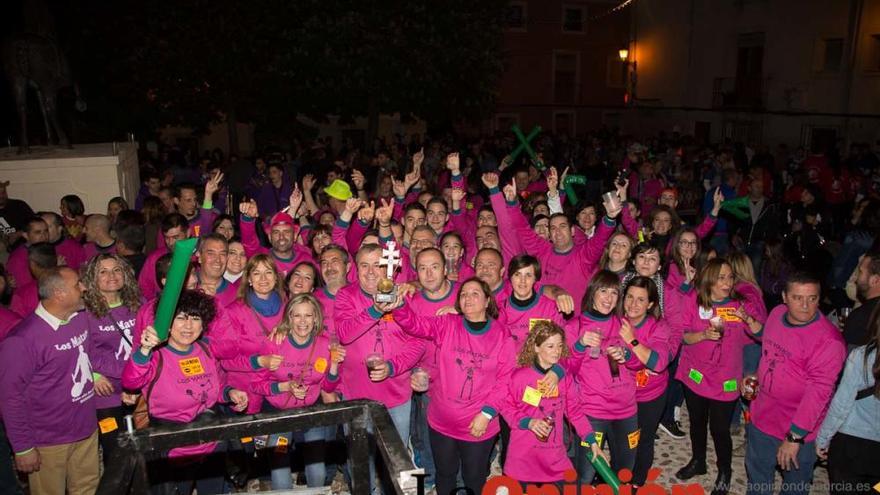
[782,312,820,328]
[167,344,194,356]
[322,286,337,300]
[289,334,314,349]
[423,281,454,302]
[464,319,491,335]
[584,308,611,321]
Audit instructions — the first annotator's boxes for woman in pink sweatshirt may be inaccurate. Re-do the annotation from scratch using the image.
[566,270,641,485]
[392,278,517,495]
[243,293,344,490]
[500,320,605,485]
[122,290,248,494]
[213,254,287,414]
[617,276,675,486]
[498,254,566,344]
[672,258,765,495]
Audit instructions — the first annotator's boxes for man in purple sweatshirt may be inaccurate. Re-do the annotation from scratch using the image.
[0,266,99,494]
[745,272,846,495]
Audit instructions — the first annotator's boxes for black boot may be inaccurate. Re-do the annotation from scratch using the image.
[675,458,707,480]
[710,469,732,495]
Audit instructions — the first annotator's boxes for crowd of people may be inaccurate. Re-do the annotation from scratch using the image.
[0,128,878,495]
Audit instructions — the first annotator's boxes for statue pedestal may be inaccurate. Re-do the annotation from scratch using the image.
[0,143,140,214]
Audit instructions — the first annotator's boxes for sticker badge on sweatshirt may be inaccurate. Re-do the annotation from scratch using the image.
[688,368,704,384]
[723,379,738,392]
[715,307,741,322]
[314,357,328,373]
[522,386,542,407]
[699,306,714,320]
[179,357,204,376]
[580,431,605,448]
[99,417,118,434]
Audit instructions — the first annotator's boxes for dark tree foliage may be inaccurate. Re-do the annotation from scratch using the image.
[44,0,508,147]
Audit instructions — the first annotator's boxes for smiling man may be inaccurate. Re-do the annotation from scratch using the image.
[240,201,314,277]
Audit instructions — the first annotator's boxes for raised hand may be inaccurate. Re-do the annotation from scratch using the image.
[712,187,724,216]
[404,167,421,190]
[482,172,500,189]
[289,183,303,214]
[239,199,258,218]
[451,188,466,204]
[503,178,517,203]
[139,326,163,355]
[205,171,224,198]
[358,200,376,223]
[351,169,366,191]
[619,318,635,343]
[302,174,316,192]
[344,198,363,215]
[392,177,407,199]
[413,147,424,169]
[376,198,393,226]
[616,178,629,202]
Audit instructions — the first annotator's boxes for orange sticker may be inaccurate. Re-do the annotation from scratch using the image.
[635,369,649,388]
[178,357,204,376]
[192,225,201,237]
[314,357,328,373]
[382,313,395,322]
[99,417,118,434]
[627,429,641,449]
[716,307,741,322]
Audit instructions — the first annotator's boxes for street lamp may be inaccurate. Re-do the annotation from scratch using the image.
[618,48,629,62]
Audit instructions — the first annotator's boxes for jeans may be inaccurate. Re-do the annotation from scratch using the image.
[633,392,668,485]
[827,432,880,495]
[661,355,684,425]
[684,387,737,472]
[269,427,326,490]
[575,414,638,484]
[745,423,817,495]
[0,422,23,495]
[428,426,496,495]
[410,393,435,487]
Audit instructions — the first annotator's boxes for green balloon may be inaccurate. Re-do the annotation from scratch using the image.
[153,237,198,340]
[590,451,621,494]
[563,175,587,204]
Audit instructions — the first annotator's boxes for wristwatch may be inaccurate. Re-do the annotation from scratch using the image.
[785,432,804,444]
[629,339,639,347]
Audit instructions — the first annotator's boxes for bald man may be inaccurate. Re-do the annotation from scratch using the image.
[82,215,117,260]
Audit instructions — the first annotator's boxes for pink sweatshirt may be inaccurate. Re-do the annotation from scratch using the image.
[9,280,38,318]
[674,295,762,401]
[498,290,565,345]
[750,305,846,442]
[508,204,615,303]
[213,298,285,414]
[408,282,458,382]
[392,305,516,441]
[488,190,524,264]
[0,307,22,342]
[333,284,425,408]
[5,245,30,288]
[82,241,117,261]
[122,341,231,458]
[240,215,315,276]
[500,367,595,482]
[565,312,640,419]
[137,247,169,301]
[315,286,340,339]
[628,317,674,403]
[55,238,87,272]
[245,333,339,410]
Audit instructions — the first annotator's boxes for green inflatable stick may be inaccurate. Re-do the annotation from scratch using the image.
[721,196,751,220]
[509,125,541,162]
[511,125,544,170]
[153,237,198,340]
[590,451,621,494]
[563,175,587,205]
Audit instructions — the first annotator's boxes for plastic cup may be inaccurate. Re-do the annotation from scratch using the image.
[412,367,429,392]
[365,353,384,373]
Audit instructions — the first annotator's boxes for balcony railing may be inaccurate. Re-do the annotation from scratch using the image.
[712,76,766,109]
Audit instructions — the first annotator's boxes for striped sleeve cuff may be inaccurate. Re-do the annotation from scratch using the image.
[790,423,809,437]
[133,349,151,364]
[574,341,587,353]
[481,406,498,419]
[270,382,284,395]
[646,350,659,370]
[583,432,598,446]
[336,218,350,228]
[518,417,531,430]
[250,355,262,370]
[550,363,565,379]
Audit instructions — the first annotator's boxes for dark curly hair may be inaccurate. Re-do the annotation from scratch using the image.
[156,289,217,326]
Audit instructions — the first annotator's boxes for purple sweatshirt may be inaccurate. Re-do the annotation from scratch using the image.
[85,304,138,410]
[333,284,425,408]
[500,367,595,482]
[674,295,762,401]
[246,333,340,410]
[123,341,231,458]
[392,305,516,441]
[751,305,846,442]
[0,309,97,452]
[55,238,87,273]
[82,240,117,261]
[565,312,640,419]
[0,307,22,342]
[9,280,38,318]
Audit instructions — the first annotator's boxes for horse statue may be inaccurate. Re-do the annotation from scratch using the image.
[1,32,86,153]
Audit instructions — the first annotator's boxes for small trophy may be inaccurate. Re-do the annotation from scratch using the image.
[375,241,401,303]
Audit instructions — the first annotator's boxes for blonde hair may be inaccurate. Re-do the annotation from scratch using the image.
[275,293,324,339]
[237,253,284,301]
[727,252,759,287]
[516,320,570,367]
[80,254,142,317]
